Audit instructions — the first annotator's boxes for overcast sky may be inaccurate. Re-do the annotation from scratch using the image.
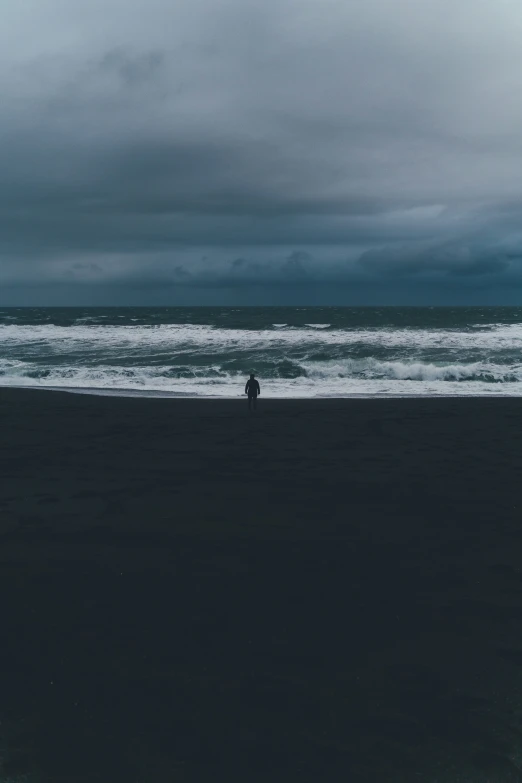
[3,0,522,304]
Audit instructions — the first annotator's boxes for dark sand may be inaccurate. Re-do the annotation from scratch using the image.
[1,389,522,781]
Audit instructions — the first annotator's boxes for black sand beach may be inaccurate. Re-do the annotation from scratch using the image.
[1,389,522,781]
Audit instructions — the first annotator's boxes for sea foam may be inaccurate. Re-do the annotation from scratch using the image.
[1,311,522,397]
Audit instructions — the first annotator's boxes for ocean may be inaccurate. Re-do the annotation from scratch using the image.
[2,305,522,398]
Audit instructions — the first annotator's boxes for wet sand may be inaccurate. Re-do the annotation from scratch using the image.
[1,389,522,781]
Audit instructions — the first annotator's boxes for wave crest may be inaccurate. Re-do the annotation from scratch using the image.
[302,358,521,383]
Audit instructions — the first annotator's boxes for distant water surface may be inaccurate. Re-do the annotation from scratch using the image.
[1,306,522,397]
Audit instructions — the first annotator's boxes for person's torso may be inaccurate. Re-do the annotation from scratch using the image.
[247,380,259,395]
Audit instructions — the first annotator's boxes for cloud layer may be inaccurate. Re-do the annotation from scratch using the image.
[3,0,522,303]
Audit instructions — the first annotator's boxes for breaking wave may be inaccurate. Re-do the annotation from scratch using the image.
[0,356,520,398]
[1,307,522,397]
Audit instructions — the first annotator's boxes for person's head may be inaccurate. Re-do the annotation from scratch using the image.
[250,373,255,379]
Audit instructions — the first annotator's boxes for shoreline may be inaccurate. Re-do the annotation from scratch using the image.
[1,382,521,400]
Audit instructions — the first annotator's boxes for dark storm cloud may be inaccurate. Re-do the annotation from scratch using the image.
[3,0,522,303]
[358,241,512,278]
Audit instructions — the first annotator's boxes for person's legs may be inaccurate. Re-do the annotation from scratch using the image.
[248,394,253,410]
[253,395,257,410]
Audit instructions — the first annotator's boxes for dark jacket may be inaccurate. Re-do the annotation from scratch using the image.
[245,378,260,396]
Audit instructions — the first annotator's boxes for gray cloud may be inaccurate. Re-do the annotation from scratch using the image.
[2,0,522,302]
[99,48,166,88]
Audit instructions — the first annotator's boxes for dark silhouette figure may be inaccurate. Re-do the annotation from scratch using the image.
[245,374,261,410]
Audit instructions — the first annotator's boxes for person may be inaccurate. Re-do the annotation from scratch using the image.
[245,373,261,410]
